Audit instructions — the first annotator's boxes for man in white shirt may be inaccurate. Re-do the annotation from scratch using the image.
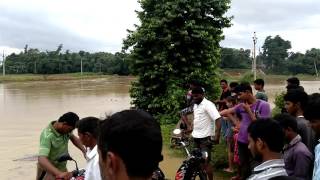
[192,86,221,180]
[77,117,101,180]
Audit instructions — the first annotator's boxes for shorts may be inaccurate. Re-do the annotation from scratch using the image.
[193,136,212,161]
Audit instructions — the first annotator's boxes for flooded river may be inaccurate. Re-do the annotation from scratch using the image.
[0,76,319,180]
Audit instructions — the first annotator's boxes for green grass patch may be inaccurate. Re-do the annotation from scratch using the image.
[0,73,121,82]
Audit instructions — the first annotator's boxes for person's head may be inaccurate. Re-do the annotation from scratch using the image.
[287,77,300,86]
[220,79,228,90]
[304,93,320,136]
[77,117,100,148]
[98,110,163,180]
[56,112,79,134]
[188,80,201,91]
[274,113,298,143]
[284,89,308,116]
[226,96,237,108]
[234,82,253,101]
[229,82,239,92]
[247,119,284,162]
[192,86,205,105]
[253,79,265,91]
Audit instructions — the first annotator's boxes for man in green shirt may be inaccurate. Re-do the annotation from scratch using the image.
[254,79,268,102]
[37,112,86,180]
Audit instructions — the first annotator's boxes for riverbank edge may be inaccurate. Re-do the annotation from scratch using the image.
[0,73,134,83]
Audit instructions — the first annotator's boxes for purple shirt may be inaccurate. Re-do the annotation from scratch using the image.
[235,99,271,144]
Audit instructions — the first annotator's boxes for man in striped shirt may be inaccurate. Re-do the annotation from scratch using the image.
[247,119,288,180]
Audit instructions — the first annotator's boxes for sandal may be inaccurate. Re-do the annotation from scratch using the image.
[223,168,234,173]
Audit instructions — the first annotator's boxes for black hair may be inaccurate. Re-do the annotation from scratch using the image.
[226,96,237,105]
[192,86,204,95]
[234,82,252,94]
[229,82,239,89]
[284,89,308,111]
[248,119,284,152]
[58,112,79,127]
[254,79,265,87]
[287,77,300,86]
[76,117,100,139]
[274,113,298,132]
[220,79,228,84]
[98,110,163,178]
[304,93,320,121]
[189,80,202,87]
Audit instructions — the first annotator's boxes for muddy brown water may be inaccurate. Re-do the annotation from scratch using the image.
[0,77,319,180]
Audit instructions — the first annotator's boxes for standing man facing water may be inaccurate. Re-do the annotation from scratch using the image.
[191,86,221,180]
[37,112,86,180]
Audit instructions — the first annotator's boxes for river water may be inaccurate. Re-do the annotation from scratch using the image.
[0,77,319,180]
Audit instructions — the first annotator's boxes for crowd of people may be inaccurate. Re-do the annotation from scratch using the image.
[36,76,320,180]
[215,77,320,180]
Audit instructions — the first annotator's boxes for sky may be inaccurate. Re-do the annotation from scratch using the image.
[1,0,320,57]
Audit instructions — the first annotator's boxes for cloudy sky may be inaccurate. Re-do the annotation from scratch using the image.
[1,0,320,56]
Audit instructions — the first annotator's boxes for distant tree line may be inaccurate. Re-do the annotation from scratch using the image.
[1,36,319,76]
[1,44,131,75]
[221,35,320,76]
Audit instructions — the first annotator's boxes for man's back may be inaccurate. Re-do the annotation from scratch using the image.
[256,90,268,102]
[283,136,313,179]
[296,117,316,153]
[192,98,220,138]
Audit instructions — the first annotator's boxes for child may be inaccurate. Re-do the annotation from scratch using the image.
[76,117,101,180]
[222,96,238,173]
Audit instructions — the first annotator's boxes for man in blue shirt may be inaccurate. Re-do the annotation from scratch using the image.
[304,93,320,180]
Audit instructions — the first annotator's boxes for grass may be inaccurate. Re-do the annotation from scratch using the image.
[1,70,319,83]
[221,68,320,83]
[0,73,123,82]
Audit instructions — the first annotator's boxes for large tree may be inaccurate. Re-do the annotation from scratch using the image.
[220,48,251,69]
[123,0,231,122]
[261,35,291,73]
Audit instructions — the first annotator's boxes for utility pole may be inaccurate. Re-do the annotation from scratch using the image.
[252,32,257,80]
[80,57,83,75]
[314,59,319,77]
[2,50,5,76]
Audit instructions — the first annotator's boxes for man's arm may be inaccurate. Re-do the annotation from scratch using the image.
[70,134,86,155]
[242,103,257,122]
[219,107,236,116]
[38,156,72,179]
[213,117,221,143]
[206,102,222,143]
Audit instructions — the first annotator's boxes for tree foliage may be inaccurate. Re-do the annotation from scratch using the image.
[123,0,231,122]
[1,45,131,75]
[220,47,251,69]
[261,35,291,73]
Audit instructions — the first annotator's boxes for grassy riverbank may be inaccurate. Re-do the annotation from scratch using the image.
[1,69,319,83]
[0,73,127,82]
[221,68,319,83]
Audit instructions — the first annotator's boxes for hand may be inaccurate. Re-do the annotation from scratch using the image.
[241,102,251,113]
[83,150,88,160]
[56,172,73,180]
[211,136,220,145]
